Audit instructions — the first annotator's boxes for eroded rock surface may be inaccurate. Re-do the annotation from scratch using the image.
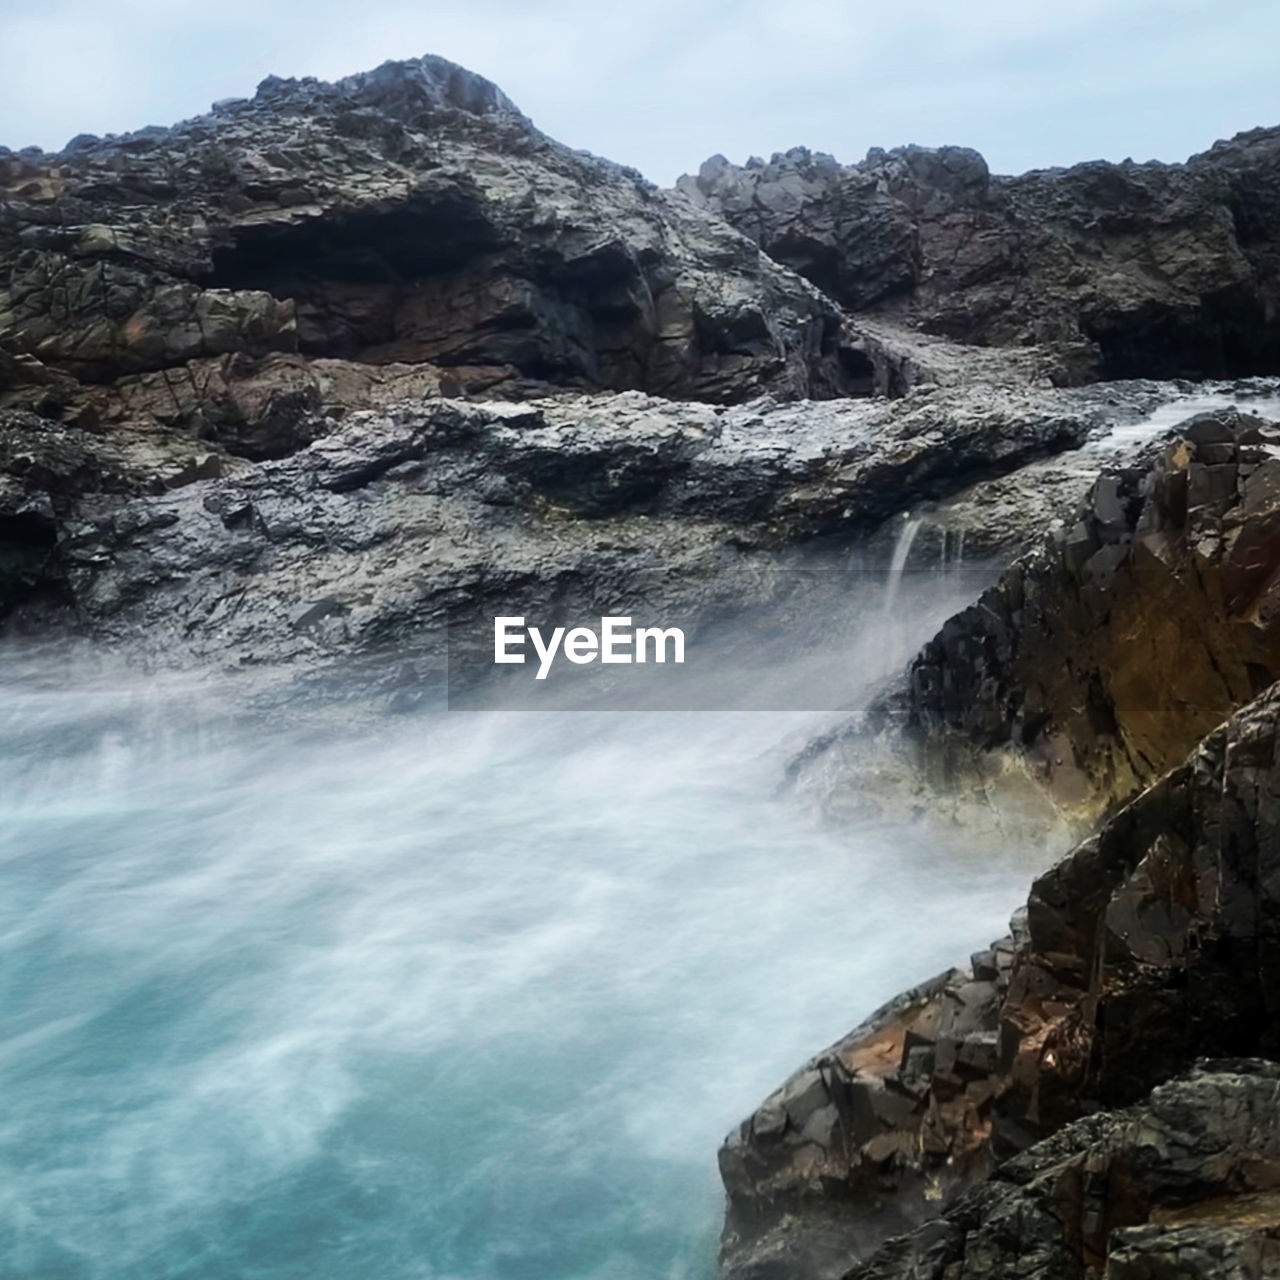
[907,408,1280,811]
[679,131,1280,386]
[848,1063,1280,1280]
[784,398,1280,851]
[724,678,1280,1279]
[2,381,1143,669]
[0,54,857,439]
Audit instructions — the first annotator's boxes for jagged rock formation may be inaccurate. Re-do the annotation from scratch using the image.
[785,399,1280,851]
[679,131,1280,386]
[10,54,1278,676]
[8,47,1280,1280]
[0,54,859,451]
[859,381,1280,571]
[848,1063,1280,1280]
[908,408,1280,813]
[723,675,1280,1279]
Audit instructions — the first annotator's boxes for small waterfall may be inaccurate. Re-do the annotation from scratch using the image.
[941,528,966,575]
[882,514,924,614]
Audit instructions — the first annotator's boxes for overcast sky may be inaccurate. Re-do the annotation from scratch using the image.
[1,0,1276,184]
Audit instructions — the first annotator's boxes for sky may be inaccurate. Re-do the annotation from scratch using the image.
[0,0,1277,185]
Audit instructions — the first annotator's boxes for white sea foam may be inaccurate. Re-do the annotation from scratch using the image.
[0,576,1052,1279]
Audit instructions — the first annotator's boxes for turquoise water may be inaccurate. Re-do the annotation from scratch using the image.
[0,615,1043,1279]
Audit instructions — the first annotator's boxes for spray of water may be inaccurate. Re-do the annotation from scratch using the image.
[0,574,1054,1280]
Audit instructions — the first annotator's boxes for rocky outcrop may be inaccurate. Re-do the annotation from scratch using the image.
[784,398,1280,848]
[9,48,1280,1280]
[723,674,1280,1279]
[854,381,1280,574]
[848,1063,1280,1280]
[0,54,858,442]
[678,130,1280,385]
[907,408,1280,812]
[13,51,1255,679]
[3,379,1151,666]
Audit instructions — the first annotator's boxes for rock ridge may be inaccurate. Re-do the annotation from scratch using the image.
[0,52,858,434]
[679,128,1280,387]
[2,379,1152,668]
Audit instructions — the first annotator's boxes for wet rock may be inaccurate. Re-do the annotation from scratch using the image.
[6,381,1133,669]
[903,408,1280,812]
[726,677,1280,1278]
[845,1064,1280,1280]
[0,472,59,617]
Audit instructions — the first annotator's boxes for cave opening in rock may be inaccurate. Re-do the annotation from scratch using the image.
[0,511,57,550]
[198,198,658,387]
[1087,287,1280,382]
[204,195,503,292]
[200,194,505,360]
[198,197,870,402]
[0,512,62,621]
[837,344,877,396]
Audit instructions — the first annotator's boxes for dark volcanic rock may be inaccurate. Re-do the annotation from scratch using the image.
[5,51,1233,676]
[846,1063,1280,1280]
[0,55,857,432]
[678,130,1280,385]
[3,380,1131,665]
[785,395,1280,848]
[10,51,1280,1280]
[724,677,1280,1279]
[906,408,1280,812]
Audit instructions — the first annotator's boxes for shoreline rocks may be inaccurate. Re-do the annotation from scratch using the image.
[2,380,1157,672]
[907,408,1280,813]
[724,671,1280,1280]
[793,402,1280,832]
[5,47,1280,1280]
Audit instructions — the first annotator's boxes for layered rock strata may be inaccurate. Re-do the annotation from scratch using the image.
[793,407,1280,833]
[2,380,1151,669]
[0,54,858,440]
[908,409,1280,810]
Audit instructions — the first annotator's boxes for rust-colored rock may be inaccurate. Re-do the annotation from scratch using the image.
[908,409,1280,814]
[724,676,1280,1279]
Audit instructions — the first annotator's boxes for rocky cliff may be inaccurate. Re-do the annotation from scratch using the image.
[679,131,1280,388]
[0,55,857,447]
[3,53,1116,656]
[907,409,1280,811]
[726,626,1280,1280]
[732,413,1280,1276]
[4,378,1186,670]
[6,56,1226,665]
